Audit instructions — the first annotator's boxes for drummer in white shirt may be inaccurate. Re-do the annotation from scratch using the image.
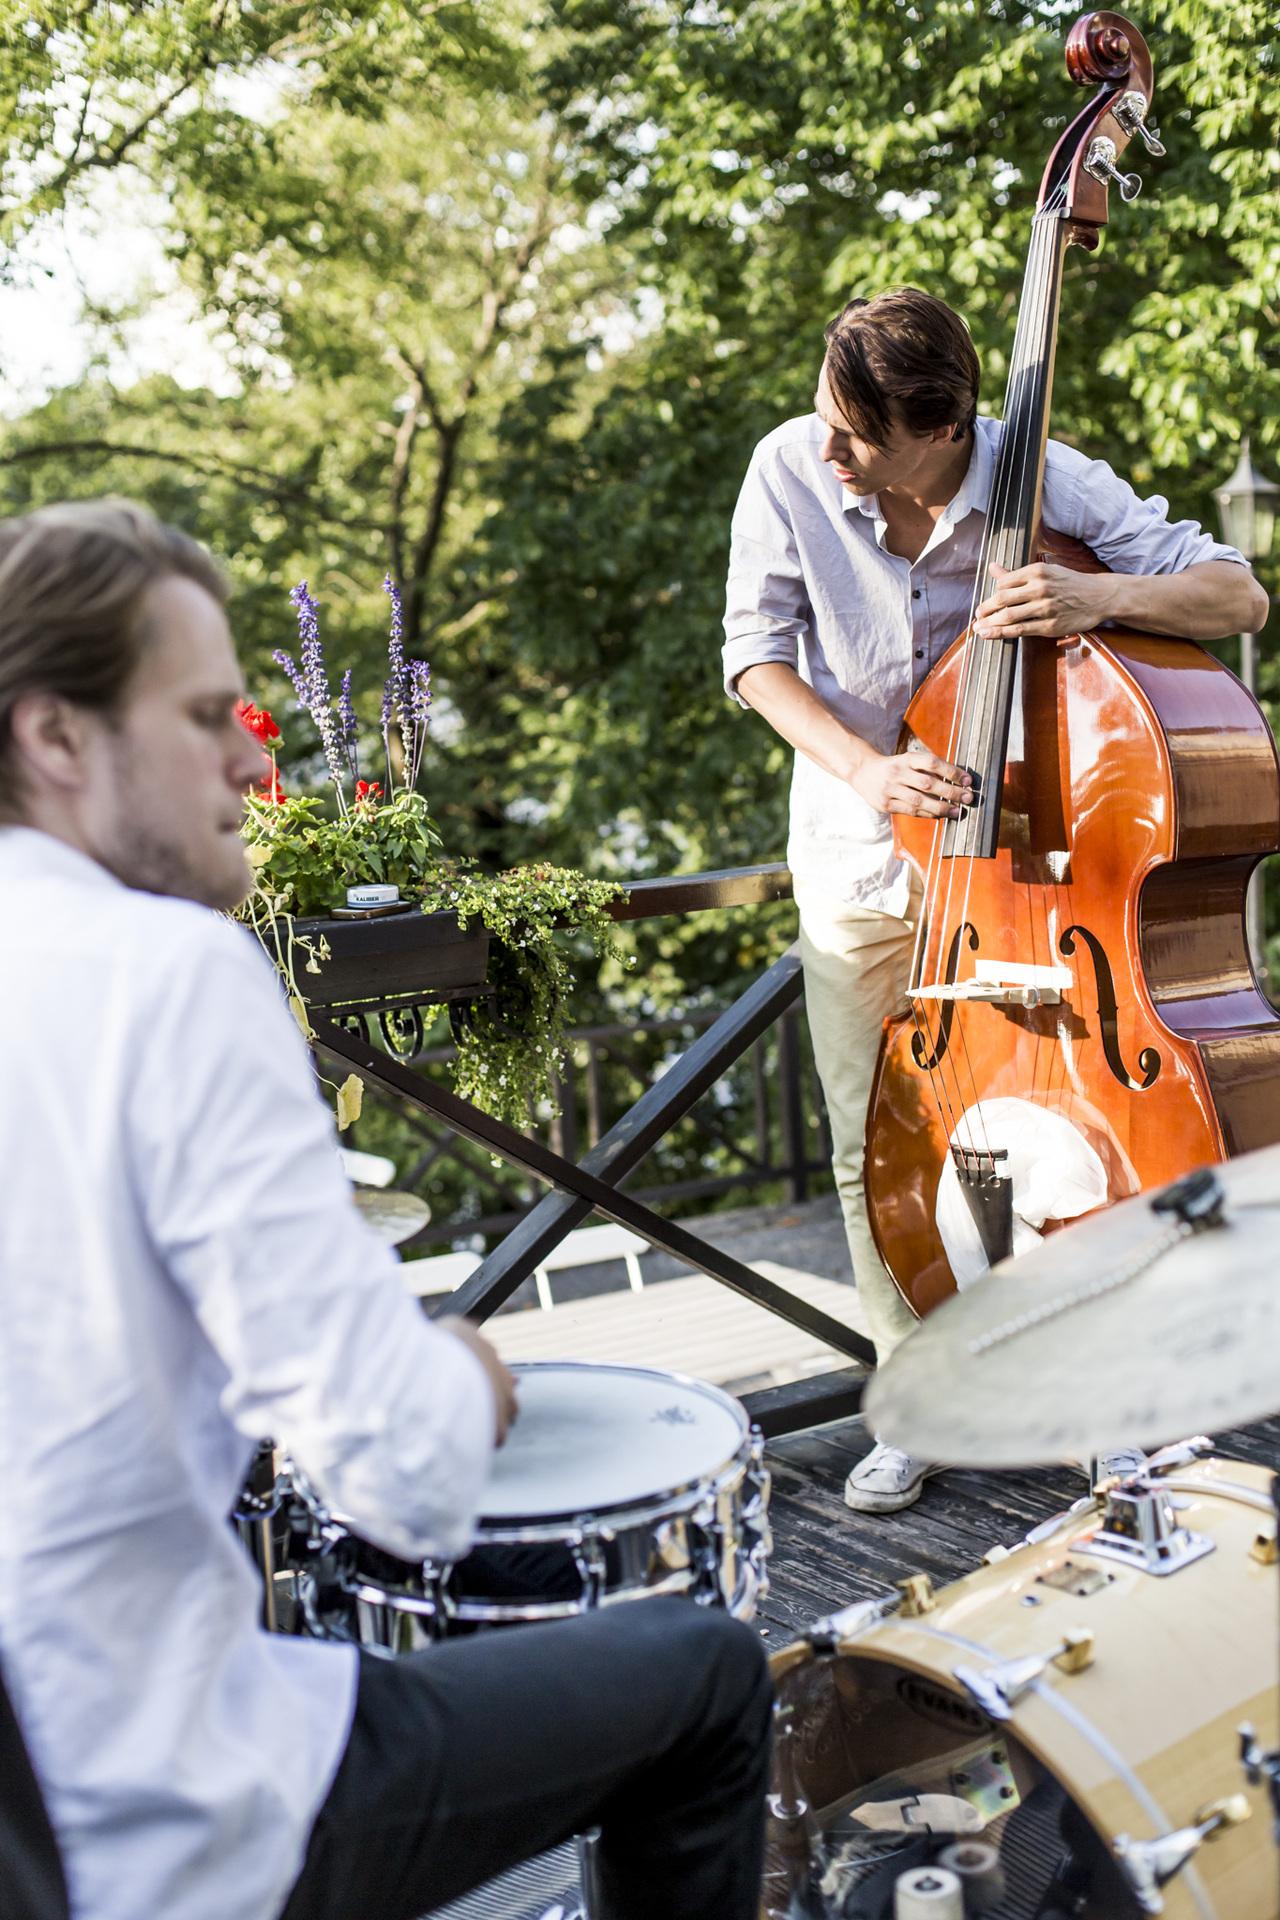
[0,501,771,1920]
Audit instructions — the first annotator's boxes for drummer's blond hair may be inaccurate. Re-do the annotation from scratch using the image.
[0,499,226,817]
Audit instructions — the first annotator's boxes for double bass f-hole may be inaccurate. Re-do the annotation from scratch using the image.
[911,922,979,1072]
[1059,923,1162,1091]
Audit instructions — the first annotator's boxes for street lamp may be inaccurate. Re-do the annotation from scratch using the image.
[1214,435,1279,977]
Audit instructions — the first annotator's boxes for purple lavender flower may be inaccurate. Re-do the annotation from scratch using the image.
[289,579,346,794]
[339,668,359,783]
[407,659,431,785]
[380,676,395,789]
[382,572,412,746]
[409,659,431,725]
[272,648,308,706]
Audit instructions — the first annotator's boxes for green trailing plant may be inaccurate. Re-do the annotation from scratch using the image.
[421,860,627,1128]
[234,581,623,1125]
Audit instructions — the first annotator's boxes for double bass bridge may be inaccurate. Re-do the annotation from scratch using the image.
[913,959,1073,1010]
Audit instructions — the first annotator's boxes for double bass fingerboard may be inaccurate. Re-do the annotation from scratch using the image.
[943,210,1073,861]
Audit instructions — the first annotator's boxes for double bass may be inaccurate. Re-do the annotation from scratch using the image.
[864,11,1280,1317]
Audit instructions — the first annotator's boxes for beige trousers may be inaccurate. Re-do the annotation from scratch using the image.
[796,874,924,1363]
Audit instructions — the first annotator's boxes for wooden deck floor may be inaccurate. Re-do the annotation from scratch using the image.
[758,1410,1280,1650]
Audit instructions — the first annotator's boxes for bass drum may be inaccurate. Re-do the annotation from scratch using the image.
[764,1457,1277,1920]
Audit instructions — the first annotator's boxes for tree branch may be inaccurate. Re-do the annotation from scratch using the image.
[0,438,386,541]
[384,350,425,587]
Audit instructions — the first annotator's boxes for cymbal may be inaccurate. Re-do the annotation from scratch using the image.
[864,1142,1280,1467]
[354,1186,432,1246]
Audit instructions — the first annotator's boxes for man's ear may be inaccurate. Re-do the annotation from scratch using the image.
[7,691,95,795]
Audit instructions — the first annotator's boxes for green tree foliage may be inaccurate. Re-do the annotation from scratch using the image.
[0,1,512,243]
[467,0,1279,973]
[2,0,1276,932]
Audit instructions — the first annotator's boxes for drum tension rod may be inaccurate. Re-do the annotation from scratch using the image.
[953,1628,1093,1723]
[1115,1795,1250,1915]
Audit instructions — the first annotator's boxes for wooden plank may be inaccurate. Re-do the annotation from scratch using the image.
[744,1368,867,1439]
[485,1271,863,1392]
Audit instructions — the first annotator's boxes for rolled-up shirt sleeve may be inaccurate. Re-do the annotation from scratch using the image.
[722,451,813,705]
[130,915,494,1563]
[1045,442,1249,577]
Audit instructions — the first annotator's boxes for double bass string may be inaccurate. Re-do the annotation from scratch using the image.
[905,189,1069,1172]
[950,191,1071,1142]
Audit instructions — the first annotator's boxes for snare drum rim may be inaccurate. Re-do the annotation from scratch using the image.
[304,1360,754,1538]
[468,1444,754,1544]
[478,1359,752,1524]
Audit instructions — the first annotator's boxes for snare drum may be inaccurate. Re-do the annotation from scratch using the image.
[764,1457,1278,1920]
[288,1360,771,1653]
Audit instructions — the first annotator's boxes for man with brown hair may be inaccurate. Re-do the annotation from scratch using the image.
[0,500,771,1920]
[722,287,1268,1513]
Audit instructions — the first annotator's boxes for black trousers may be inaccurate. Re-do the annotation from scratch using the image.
[279,1598,772,1920]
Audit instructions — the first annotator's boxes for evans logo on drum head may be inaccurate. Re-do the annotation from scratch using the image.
[897,1675,989,1736]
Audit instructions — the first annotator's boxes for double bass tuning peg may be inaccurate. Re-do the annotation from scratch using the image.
[1114,88,1167,158]
[1084,135,1143,204]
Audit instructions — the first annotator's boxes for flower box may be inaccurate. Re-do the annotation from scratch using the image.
[292,907,490,1008]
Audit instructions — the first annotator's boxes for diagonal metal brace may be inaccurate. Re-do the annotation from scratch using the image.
[452,945,810,1318]
[311,995,874,1367]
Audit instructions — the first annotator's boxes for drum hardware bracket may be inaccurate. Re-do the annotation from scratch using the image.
[1114,1794,1250,1915]
[953,1627,1093,1722]
[1239,1724,1280,1842]
[1035,1558,1113,1598]
[1077,1481,1216,1577]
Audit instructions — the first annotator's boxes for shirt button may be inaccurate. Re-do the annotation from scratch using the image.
[915,648,925,659]
[912,588,922,599]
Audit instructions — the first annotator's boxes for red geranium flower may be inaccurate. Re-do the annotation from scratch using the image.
[257,765,287,804]
[236,698,282,748]
[355,779,384,805]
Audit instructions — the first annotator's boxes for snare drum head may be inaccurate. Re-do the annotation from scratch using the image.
[481,1362,748,1521]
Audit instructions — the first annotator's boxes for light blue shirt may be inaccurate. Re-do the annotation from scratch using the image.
[722,413,1246,911]
[0,829,495,1920]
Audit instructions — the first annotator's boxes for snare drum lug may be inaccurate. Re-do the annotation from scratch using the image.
[1249,1529,1278,1565]
[572,1528,608,1611]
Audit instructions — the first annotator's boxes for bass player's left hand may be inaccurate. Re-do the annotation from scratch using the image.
[974,562,1110,640]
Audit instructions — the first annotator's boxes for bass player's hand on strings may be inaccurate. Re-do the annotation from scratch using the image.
[974,561,1108,639]
[851,747,975,819]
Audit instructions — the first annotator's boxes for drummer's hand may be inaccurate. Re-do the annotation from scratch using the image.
[438,1316,519,1446]
[851,748,974,820]
[975,562,1109,640]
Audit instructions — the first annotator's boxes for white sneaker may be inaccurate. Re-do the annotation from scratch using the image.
[843,1439,941,1514]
